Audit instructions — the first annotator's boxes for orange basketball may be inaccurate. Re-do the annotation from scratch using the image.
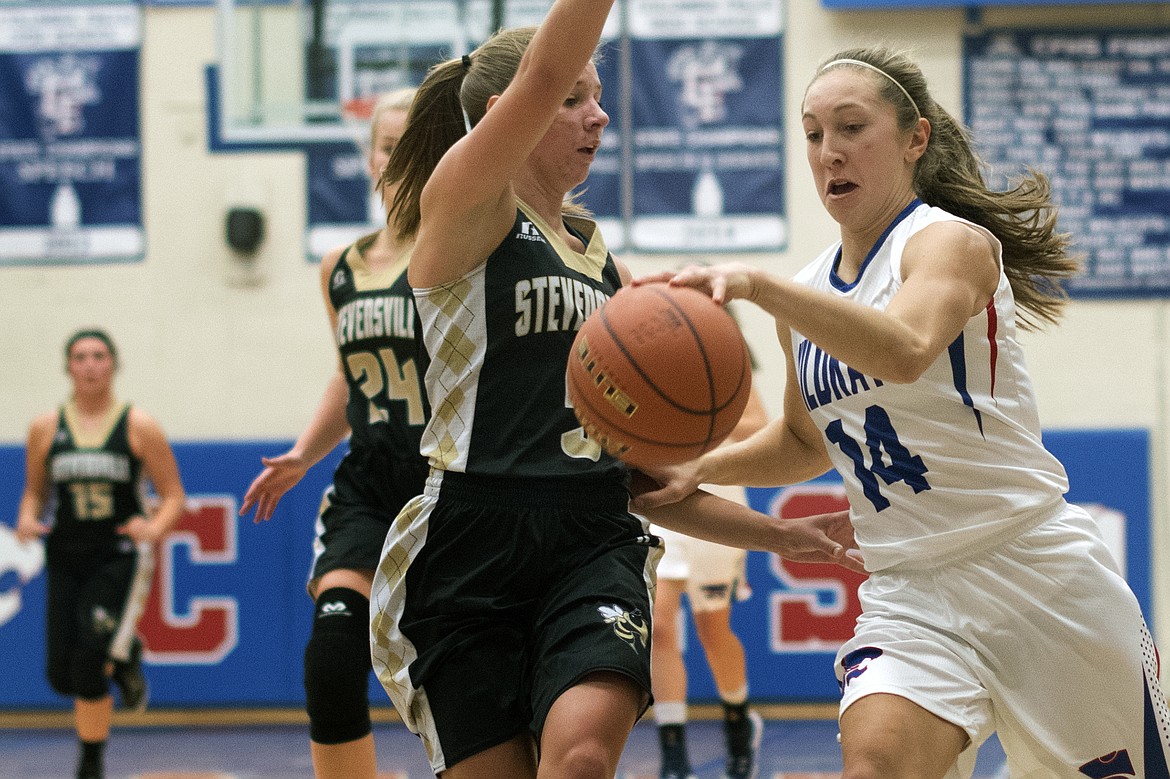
[567,282,752,469]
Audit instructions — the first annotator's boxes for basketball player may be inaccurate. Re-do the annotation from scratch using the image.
[651,382,768,779]
[634,46,1170,777]
[239,88,429,779]
[366,4,862,776]
[15,329,186,779]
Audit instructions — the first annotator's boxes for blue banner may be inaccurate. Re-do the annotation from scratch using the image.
[306,143,379,259]
[627,0,786,251]
[0,429,1148,707]
[964,30,1170,297]
[0,3,143,265]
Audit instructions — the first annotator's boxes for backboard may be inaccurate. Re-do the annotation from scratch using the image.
[213,0,560,146]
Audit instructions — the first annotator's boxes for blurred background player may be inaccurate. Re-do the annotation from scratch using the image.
[239,87,430,779]
[15,328,186,779]
[651,375,768,779]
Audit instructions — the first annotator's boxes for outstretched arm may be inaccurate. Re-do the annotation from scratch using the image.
[240,371,351,522]
[241,245,354,523]
[411,0,617,287]
[638,222,998,384]
[643,488,864,573]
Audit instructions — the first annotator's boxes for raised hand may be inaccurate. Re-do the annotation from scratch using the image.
[239,451,310,523]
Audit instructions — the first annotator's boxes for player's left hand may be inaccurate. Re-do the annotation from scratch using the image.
[118,515,161,545]
[773,509,866,573]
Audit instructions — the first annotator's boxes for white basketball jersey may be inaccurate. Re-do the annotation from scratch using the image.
[792,201,1068,571]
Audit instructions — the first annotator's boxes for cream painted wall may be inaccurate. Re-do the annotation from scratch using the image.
[0,8,337,444]
[0,1,1167,640]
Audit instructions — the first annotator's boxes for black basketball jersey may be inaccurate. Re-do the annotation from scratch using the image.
[46,402,144,559]
[413,202,627,481]
[328,237,429,463]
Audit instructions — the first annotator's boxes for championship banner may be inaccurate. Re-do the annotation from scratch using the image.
[627,0,786,252]
[0,2,143,265]
[964,30,1170,296]
[306,143,380,260]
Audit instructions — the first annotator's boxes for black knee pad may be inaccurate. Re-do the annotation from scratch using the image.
[304,588,374,745]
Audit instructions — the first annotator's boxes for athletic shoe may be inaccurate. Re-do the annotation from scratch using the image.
[658,722,696,779]
[111,640,149,712]
[722,708,763,779]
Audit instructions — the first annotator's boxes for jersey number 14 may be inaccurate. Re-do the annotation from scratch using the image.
[825,404,931,512]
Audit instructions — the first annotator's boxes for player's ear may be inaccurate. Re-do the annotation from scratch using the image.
[905,117,930,164]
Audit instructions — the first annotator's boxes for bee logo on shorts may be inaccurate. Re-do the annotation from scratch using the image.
[598,604,648,651]
[91,605,116,635]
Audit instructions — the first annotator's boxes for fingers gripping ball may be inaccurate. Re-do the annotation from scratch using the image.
[567,283,752,469]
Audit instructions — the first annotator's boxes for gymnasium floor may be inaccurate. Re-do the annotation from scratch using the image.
[0,711,1009,778]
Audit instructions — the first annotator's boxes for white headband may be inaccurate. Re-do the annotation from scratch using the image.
[820,58,921,119]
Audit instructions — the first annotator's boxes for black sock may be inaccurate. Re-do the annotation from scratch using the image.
[79,739,105,768]
[723,701,753,754]
[723,700,749,723]
[658,723,689,769]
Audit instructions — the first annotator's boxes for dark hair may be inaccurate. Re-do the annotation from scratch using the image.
[811,47,1081,331]
[65,329,118,366]
[383,26,592,240]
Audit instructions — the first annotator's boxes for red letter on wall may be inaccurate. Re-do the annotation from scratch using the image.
[768,485,867,652]
[138,496,239,665]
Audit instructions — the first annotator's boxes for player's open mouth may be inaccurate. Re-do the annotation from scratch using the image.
[828,179,857,196]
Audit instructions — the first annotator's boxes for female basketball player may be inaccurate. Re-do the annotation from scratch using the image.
[239,87,429,779]
[15,329,186,779]
[635,46,1170,777]
[366,4,862,776]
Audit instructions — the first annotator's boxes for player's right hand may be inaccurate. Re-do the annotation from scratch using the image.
[239,452,309,523]
[15,516,50,544]
[629,462,701,511]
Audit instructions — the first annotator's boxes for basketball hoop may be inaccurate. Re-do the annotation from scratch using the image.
[341,95,378,155]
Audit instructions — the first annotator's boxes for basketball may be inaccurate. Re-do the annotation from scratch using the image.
[567,282,752,469]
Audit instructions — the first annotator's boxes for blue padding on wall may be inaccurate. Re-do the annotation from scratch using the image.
[0,429,1151,707]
